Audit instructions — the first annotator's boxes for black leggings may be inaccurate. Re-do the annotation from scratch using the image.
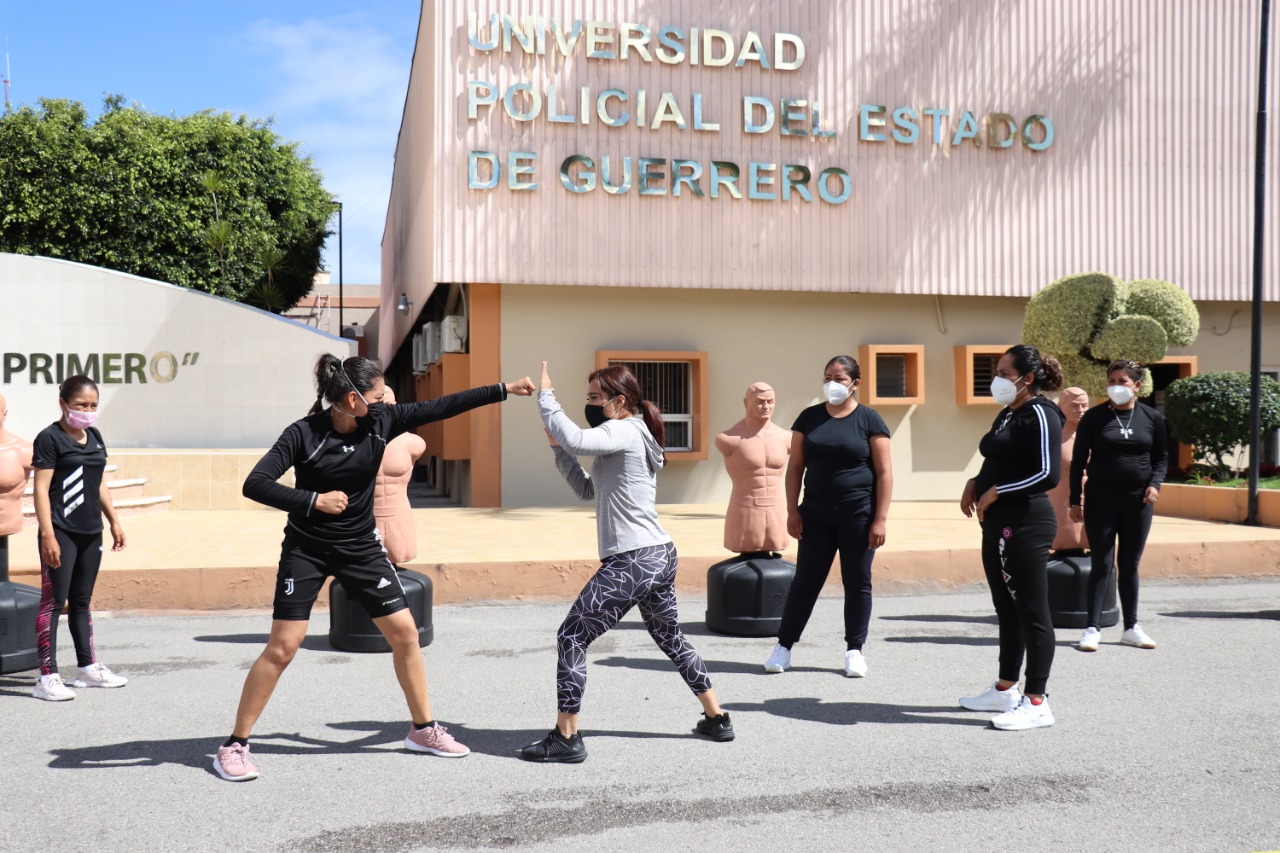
[777,495,875,651]
[1084,488,1152,630]
[980,495,1057,695]
[555,542,712,714]
[37,529,103,675]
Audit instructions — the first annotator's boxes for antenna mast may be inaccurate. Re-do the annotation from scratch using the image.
[3,38,10,112]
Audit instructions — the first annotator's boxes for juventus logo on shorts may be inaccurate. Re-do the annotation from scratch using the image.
[284,578,295,595]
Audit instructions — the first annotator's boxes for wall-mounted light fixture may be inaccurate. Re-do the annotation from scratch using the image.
[396,292,413,316]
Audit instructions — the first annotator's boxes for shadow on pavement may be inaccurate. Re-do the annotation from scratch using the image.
[445,722,693,760]
[46,718,706,771]
[192,634,338,652]
[1158,609,1280,620]
[879,614,998,625]
[46,720,410,774]
[882,635,1001,646]
[0,674,36,698]
[593,655,835,676]
[723,696,982,727]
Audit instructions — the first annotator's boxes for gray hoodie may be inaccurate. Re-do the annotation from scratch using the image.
[538,389,670,559]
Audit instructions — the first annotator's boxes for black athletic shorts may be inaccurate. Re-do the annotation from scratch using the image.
[272,527,408,621]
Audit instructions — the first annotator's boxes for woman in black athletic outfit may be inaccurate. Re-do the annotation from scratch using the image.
[31,375,129,701]
[1069,359,1167,652]
[213,354,533,781]
[958,345,1064,731]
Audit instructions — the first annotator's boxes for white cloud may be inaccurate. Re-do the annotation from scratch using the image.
[237,11,417,286]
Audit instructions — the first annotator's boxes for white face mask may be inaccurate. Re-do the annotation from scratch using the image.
[990,376,1022,406]
[823,380,852,405]
[1107,384,1135,406]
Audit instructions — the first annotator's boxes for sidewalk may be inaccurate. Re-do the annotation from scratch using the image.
[6,502,1280,611]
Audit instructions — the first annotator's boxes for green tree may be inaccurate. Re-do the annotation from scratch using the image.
[0,96,334,309]
[1164,371,1280,477]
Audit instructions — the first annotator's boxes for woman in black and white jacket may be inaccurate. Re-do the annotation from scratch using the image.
[958,345,1065,731]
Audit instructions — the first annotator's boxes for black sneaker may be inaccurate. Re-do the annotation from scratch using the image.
[693,712,735,742]
[519,729,587,763]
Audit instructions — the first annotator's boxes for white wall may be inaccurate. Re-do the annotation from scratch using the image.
[0,253,355,448]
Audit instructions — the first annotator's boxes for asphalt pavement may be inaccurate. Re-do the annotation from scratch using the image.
[2,579,1278,852]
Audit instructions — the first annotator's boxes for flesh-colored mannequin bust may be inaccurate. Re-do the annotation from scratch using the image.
[0,392,34,537]
[1051,386,1090,552]
[715,383,791,553]
[373,388,427,565]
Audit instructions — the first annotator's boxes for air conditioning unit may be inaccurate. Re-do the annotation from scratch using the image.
[411,333,426,374]
[441,315,466,353]
[423,321,442,364]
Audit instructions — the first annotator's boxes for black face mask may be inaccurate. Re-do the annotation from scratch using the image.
[584,404,607,428]
[364,402,386,418]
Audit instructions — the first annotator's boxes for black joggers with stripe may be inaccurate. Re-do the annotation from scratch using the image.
[979,493,1057,695]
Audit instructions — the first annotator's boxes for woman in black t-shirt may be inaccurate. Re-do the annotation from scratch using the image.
[761,355,893,678]
[1069,360,1168,652]
[31,375,128,702]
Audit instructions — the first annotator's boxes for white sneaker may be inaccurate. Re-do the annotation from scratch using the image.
[959,681,1022,712]
[762,644,791,673]
[1121,625,1156,649]
[74,663,129,688]
[991,696,1055,731]
[33,674,76,702]
[843,649,868,678]
[1077,627,1101,652]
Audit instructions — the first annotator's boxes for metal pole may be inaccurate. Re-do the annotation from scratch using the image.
[337,202,345,334]
[1247,0,1273,526]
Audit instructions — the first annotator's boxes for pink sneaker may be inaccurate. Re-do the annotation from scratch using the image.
[213,742,260,781]
[404,723,470,757]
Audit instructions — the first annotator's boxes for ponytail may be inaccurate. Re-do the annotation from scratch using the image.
[639,399,666,456]
[310,353,383,416]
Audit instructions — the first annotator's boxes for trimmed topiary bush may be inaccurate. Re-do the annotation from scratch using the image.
[1164,371,1280,477]
[1126,279,1199,346]
[1022,273,1199,397]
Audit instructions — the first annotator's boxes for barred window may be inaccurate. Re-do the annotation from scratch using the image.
[595,351,708,459]
[858,345,925,405]
[954,345,1013,405]
[972,354,1000,398]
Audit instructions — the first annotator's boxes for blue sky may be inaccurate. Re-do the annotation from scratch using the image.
[0,1,419,285]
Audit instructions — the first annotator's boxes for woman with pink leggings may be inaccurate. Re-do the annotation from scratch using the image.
[31,375,128,701]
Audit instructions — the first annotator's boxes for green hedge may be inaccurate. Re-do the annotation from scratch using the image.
[1165,371,1280,475]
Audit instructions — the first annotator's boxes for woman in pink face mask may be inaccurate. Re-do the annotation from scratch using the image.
[30,375,128,701]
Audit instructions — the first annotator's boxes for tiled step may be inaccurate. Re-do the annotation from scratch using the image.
[23,467,131,507]
[21,467,171,525]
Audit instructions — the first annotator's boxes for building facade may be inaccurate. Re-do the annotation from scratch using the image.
[377,1,1280,507]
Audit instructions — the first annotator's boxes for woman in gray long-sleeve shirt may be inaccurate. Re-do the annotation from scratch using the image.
[519,362,734,763]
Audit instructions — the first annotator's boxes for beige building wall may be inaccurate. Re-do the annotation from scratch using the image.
[500,284,1280,506]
